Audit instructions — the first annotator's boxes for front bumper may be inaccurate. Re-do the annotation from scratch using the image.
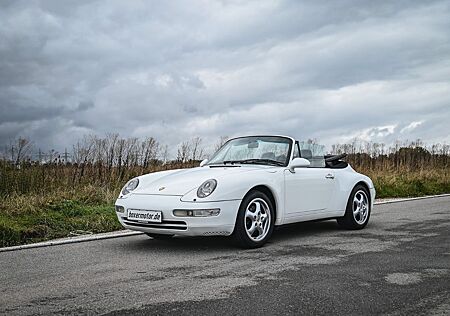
[115,194,241,236]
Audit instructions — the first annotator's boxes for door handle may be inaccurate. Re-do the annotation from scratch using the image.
[325,174,334,179]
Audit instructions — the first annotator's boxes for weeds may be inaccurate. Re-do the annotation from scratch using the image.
[0,136,448,247]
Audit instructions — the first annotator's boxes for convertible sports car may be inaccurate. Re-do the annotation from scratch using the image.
[115,135,375,248]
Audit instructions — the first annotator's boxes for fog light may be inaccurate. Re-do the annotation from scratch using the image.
[115,205,125,213]
[173,209,220,217]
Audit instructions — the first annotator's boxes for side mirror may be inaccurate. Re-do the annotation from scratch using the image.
[289,158,310,172]
[200,159,209,167]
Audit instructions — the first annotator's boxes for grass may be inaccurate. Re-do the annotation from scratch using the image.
[0,186,121,247]
[367,169,450,198]
[0,169,448,248]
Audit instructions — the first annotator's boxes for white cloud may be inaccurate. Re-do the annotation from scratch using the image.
[400,121,424,134]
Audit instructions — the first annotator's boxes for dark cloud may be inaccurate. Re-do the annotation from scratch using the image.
[0,0,449,154]
[77,101,94,111]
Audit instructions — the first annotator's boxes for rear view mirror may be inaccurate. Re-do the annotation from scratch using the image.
[248,141,259,149]
[289,158,310,172]
[200,159,208,167]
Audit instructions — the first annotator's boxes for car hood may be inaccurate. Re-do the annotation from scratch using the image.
[132,165,277,196]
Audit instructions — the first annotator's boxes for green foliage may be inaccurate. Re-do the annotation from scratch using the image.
[0,198,121,247]
[372,172,450,198]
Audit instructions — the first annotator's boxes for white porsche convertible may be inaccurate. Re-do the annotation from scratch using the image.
[115,135,375,248]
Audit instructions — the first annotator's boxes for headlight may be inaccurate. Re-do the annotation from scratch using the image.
[121,178,139,196]
[197,179,217,198]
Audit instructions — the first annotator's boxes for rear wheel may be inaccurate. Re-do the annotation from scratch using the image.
[145,233,174,240]
[337,184,371,229]
[233,190,275,248]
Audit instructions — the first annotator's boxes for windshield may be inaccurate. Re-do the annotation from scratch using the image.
[207,136,292,167]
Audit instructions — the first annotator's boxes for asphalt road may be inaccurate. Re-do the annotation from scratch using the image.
[1,196,449,316]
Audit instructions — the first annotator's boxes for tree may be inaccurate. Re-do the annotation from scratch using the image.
[214,136,229,152]
[190,137,204,161]
[177,141,191,163]
[11,137,33,165]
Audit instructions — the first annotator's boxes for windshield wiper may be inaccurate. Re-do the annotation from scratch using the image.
[240,159,284,166]
[223,159,283,166]
[222,160,242,165]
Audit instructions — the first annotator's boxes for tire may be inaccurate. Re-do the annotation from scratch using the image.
[145,233,174,240]
[337,184,371,230]
[232,190,275,248]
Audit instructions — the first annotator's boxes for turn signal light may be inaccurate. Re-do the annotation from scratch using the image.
[173,209,220,217]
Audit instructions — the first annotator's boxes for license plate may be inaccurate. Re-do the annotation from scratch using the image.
[127,209,162,223]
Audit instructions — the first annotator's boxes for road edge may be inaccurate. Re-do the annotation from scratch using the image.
[374,193,450,205]
[1,193,449,253]
[0,230,143,253]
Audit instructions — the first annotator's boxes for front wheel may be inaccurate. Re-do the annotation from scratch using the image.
[337,185,371,229]
[232,190,275,248]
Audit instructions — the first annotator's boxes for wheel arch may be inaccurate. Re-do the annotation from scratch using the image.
[337,180,372,230]
[243,185,278,222]
[353,181,372,203]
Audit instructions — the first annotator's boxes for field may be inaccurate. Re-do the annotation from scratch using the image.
[0,136,448,247]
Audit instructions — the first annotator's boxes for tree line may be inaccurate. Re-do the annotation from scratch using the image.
[330,139,449,172]
[0,134,228,196]
[0,134,448,197]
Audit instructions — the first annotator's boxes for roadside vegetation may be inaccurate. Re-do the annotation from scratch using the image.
[332,141,449,198]
[0,135,448,247]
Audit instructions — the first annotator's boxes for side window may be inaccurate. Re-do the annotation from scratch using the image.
[293,142,300,158]
[299,142,325,168]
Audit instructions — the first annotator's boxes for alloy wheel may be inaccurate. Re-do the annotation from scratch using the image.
[353,190,369,225]
[244,198,272,242]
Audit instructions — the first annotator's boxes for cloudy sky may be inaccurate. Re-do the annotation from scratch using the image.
[1,0,449,154]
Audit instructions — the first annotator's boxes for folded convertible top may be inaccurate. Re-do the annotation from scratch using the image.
[324,154,348,169]
[325,153,347,162]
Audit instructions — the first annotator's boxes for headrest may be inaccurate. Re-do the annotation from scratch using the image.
[300,149,312,159]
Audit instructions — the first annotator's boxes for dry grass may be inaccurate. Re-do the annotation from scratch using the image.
[365,169,449,198]
[0,141,448,247]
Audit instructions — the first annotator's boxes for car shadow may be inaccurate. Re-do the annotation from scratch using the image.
[123,235,237,252]
[120,219,345,252]
[271,219,342,242]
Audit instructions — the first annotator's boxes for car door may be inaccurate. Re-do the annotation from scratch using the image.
[283,142,336,223]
